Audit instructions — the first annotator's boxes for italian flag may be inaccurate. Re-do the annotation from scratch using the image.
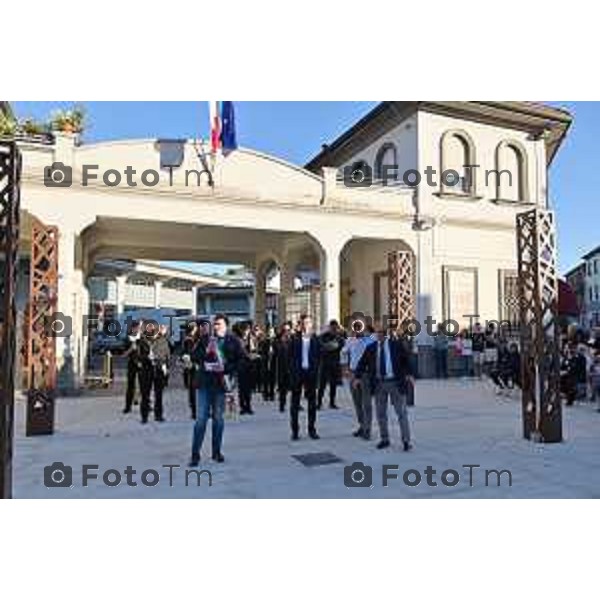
[209,101,222,154]
[209,101,237,154]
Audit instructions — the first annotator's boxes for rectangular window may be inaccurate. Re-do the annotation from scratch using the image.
[442,266,478,329]
[590,287,593,302]
[595,260,598,275]
[498,270,519,328]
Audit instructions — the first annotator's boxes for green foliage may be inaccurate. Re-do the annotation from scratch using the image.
[0,112,17,136]
[50,104,86,133]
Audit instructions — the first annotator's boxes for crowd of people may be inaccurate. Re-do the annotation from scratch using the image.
[432,320,600,410]
[558,332,600,410]
[432,322,522,395]
[120,314,414,466]
[118,314,600,467]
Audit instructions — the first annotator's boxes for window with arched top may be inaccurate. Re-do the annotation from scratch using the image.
[375,142,398,181]
[495,140,528,203]
[439,130,477,196]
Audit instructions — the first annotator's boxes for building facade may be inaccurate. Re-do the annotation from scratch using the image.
[12,101,571,388]
[565,247,600,328]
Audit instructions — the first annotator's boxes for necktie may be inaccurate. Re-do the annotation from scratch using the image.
[379,341,386,379]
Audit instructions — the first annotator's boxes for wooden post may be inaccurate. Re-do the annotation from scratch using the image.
[0,140,21,499]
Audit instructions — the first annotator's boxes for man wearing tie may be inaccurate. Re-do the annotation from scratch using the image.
[289,314,321,440]
[354,324,414,451]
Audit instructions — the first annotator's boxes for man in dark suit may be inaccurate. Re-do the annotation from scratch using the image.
[317,319,345,410]
[289,314,321,440]
[354,325,414,451]
[275,322,293,412]
[122,320,142,415]
[189,314,244,466]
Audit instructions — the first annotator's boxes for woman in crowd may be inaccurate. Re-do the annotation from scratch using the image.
[182,321,200,420]
[259,325,277,402]
[490,341,520,396]
[236,322,257,415]
[275,322,294,412]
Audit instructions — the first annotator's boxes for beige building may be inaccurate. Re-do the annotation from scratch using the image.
[14,101,571,388]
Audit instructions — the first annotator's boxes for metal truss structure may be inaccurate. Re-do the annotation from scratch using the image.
[387,250,415,330]
[516,208,562,443]
[0,141,21,498]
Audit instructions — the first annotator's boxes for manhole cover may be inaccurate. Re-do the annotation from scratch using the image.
[292,452,343,467]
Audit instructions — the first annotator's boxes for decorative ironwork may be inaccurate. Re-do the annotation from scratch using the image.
[27,219,59,392]
[387,251,415,329]
[0,140,21,498]
[516,208,562,443]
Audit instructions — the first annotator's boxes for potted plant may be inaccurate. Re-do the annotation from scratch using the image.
[50,104,86,134]
[0,113,17,137]
[20,118,47,136]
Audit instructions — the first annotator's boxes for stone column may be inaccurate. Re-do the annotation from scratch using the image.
[253,265,268,326]
[415,226,435,346]
[280,256,296,324]
[191,285,199,314]
[115,275,127,315]
[154,280,162,309]
[319,239,344,326]
[56,229,87,391]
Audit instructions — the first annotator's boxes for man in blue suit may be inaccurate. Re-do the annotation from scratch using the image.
[289,314,321,440]
[354,324,414,451]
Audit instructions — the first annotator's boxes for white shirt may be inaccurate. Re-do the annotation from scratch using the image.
[377,339,395,380]
[301,335,311,370]
[343,336,374,372]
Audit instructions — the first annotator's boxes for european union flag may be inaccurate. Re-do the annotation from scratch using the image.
[220,101,237,152]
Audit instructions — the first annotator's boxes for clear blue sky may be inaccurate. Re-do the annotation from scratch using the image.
[12,101,593,273]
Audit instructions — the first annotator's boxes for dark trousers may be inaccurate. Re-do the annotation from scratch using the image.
[238,362,254,413]
[140,364,167,420]
[125,363,141,410]
[317,363,338,407]
[252,359,262,392]
[434,349,448,379]
[291,369,317,436]
[278,377,290,411]
[183,369,196,419]
[263,360,276,400]
[491,370,510,389]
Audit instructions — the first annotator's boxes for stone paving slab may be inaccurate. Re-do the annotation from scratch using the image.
[12,378,600,498]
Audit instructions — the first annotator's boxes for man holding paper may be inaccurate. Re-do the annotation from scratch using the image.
[189,314,245,466]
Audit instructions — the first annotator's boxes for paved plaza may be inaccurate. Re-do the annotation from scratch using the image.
[12,378,600,498]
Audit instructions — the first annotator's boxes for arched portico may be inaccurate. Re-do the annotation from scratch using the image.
[340,237,416,327]
[17,135,424,388]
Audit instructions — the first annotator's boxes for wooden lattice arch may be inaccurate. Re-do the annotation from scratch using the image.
[516,208,562,443]
[26,219,59,391]
[387,250,415,330]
